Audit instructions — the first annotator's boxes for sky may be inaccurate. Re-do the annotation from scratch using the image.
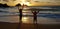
[0,0,60,6]
[30,0,60,6]
[0,0,20,6]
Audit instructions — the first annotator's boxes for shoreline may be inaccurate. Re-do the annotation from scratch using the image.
[0,22,60,29]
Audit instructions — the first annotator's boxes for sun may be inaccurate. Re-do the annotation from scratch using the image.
[21,2,30,6]
[20,0,30,6]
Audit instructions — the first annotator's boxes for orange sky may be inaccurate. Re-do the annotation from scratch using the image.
[0,0,60,6]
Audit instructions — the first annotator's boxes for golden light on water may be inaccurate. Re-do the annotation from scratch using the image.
[23,13,27,15]
[22,17,29,23]
[22,10,28,15]
[22,11,27,12]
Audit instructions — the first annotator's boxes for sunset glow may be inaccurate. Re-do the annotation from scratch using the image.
[22,17,29,23]
[0,0,60,6]
[20,0,30,6]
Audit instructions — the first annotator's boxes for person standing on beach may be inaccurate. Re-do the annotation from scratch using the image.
[19,9,22,21]
[17,4,25,29]
[32,11,39,23]
[19,4,24,21]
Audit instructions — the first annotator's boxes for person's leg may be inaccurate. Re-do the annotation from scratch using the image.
[17,9,22,29]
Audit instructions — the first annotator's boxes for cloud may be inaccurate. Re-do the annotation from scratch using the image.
[0,0,18,6]
[6,0,21,6]
[3,0,9,2]
[0,0,60,6]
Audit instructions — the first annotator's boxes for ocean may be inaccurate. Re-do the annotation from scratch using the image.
[0,6,60,24]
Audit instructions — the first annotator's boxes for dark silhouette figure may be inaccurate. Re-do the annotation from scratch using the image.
[17,9,22,29]
[16,3,25,29]
[32,11,39,29]
[16,3,22,29]
[32,11,39,23]
[16,4,22,21]
[19,9,22,21]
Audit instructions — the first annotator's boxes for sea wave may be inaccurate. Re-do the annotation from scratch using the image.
[0,6,60,18]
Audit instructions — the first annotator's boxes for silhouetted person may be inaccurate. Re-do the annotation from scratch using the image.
[16,3,22,21]
[17,9,23,29]
[19,9,22,21]
[32,11,39,23]
[17,4,25,29]
[16,3,22,29]
[19,4,24,21]
[19,4,24,20]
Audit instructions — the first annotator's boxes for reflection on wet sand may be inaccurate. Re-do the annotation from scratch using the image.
[20,17,37,29]
[22,17,33,23]
[22,17,29,23]
[20,16,60,29]
[22,17,60,24]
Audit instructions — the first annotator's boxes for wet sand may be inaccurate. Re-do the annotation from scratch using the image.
[0,15,60,29]
[0,22,60,29]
